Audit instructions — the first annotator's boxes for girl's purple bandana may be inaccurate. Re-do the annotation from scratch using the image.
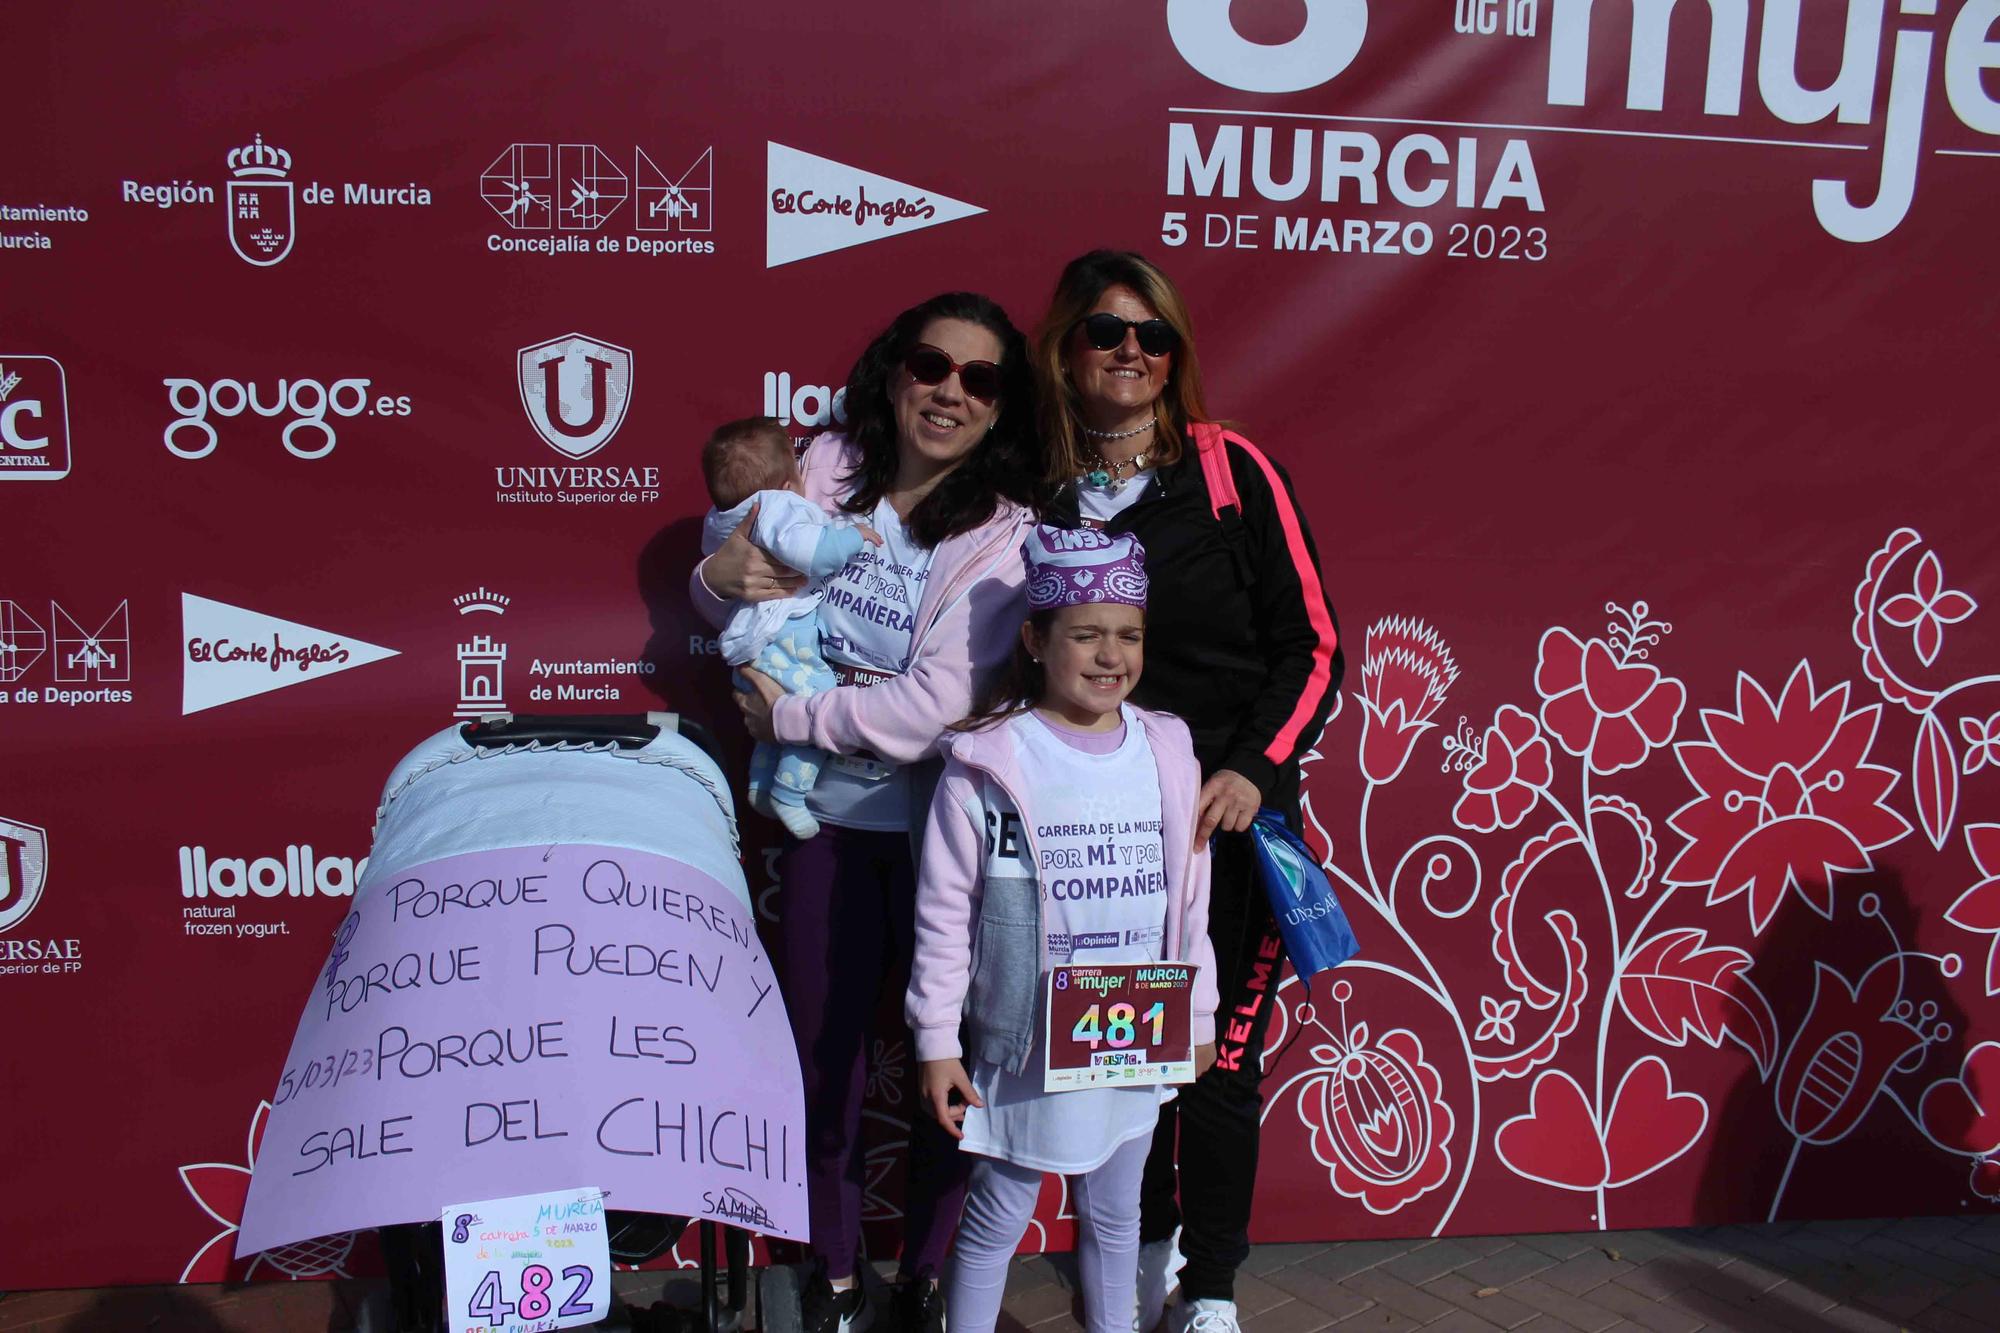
[1023,524,1149,611]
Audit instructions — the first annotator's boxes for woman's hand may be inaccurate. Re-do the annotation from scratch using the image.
[1194,769,1260,847]
[1194,1042,1217,1080]
[733,667,784,743]
[920,1058,983,1139]
[702,503,807,602]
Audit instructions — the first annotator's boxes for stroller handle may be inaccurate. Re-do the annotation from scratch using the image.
[461,711,724,769]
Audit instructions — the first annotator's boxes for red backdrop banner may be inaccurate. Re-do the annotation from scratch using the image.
[5,0,1999,1290]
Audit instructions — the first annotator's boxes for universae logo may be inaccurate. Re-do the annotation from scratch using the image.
[0,817,49,935]
[1161,0,2000,242]
[518,334,634,460]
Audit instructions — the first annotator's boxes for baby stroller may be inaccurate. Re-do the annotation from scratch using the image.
[237,712,793,1332]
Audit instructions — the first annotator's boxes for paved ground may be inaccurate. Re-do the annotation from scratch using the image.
[6,1216,2000,1331]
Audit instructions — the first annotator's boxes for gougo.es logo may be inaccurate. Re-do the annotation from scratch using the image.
[162,376,414,460]
[1163,0,2000,243]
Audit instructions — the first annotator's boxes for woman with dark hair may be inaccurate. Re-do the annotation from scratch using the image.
[693,291,1041,1333]
[1032,251,1343,1333]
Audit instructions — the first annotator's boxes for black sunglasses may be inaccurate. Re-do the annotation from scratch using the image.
[903,344,1002,403]
[1075,313,1180,357]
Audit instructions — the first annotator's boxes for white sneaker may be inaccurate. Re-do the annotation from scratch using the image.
[1135,1229,1184,1332]
[1166,1298,1239,1333]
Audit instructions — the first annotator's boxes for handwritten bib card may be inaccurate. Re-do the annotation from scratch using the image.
[237,844,807,1256]
[442,1186,610,1333]
[1043,963,1196,1091]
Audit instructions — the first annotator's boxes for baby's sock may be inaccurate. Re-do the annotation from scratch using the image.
[770,792,821,840]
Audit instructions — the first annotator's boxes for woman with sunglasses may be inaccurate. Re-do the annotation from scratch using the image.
[692,291,1041,1333]
[1032,251,1342,1333]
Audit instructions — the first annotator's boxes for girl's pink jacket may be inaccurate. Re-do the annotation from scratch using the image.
[689,432,1035,764]
[907,706,1219,1074]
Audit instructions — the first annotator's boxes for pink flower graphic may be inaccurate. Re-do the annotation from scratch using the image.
[1852,529,1941,712]
[1962,714,2000,776]
[1775,960,1928,1146]
[1536,605,1686,775]
[1944,825,2000,995]
[1880,551,1976,668]
[1664,661,1910,934]
[1974,1158,2000,1203]
[1475,994,1520,1044]
[179,1101,356,1283]
[1357,616,1459,784]
[1293,983,1454,1215]
[1450,705,1553,832]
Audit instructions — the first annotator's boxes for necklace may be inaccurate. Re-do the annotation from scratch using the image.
[1081,446,1152,493]
[1083,421,1156,441]
[1080,419,1156,492]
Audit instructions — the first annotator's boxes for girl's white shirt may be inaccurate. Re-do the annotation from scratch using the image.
[958,707,1174,1174]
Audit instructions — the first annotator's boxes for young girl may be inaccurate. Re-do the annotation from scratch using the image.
[906,524,1218,1333]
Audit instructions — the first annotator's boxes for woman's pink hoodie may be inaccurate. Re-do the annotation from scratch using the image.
[690,432,1035,764]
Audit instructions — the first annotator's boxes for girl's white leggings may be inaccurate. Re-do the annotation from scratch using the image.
[945,1134,1151,1333]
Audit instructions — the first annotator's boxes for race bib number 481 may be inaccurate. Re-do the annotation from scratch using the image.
[1044,963,1196,1092]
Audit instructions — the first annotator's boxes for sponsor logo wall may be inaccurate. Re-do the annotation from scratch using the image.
[4,0,1997,1292]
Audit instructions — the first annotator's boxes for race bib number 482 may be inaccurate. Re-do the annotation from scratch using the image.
[1043,963,1196,1092]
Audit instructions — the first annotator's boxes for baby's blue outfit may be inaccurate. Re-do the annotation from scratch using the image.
[745,615,840,805]
[699,491,868,813]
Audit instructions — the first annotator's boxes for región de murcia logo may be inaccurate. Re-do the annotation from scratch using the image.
[120,133,432,263]
[226,132,295,266]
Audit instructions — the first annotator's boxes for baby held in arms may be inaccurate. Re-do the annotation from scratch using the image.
[698,416,879,840]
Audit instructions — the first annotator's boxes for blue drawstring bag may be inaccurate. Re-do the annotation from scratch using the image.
[1247,807,1360,980]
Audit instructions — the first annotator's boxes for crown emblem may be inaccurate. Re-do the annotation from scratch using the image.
[452,588,511,616]
[227,132,293,179]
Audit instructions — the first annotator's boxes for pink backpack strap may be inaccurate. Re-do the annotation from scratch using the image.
[1191,421,1241,520]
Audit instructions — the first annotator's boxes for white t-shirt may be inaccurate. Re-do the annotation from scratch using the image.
[958,708,1172,1174]
[1075,471,1154,527]
[808,499,936,831]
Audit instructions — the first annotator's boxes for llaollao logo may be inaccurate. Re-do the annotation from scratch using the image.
[1165,0,1368,93]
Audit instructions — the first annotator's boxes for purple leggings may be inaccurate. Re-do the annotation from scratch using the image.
[776,824,968,1280]
[948,1136,1151,1333]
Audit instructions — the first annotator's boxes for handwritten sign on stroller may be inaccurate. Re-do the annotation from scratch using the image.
[442,1186,610,1333]
[235,844,806,1255]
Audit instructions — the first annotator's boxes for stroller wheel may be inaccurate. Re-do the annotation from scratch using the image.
[758,1263,804,1333]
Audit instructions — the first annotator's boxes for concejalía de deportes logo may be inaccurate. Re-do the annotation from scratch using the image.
[481,141,716,256]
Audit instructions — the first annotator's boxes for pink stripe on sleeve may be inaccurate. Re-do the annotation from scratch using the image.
[1230,434,1340,764]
